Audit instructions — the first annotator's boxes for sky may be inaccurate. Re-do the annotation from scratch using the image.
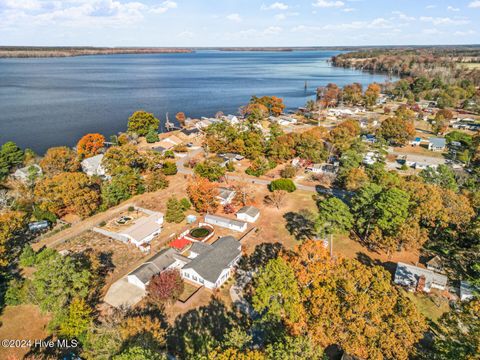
[1,0,479,46]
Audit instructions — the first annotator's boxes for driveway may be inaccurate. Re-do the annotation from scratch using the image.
[104,277,145,308]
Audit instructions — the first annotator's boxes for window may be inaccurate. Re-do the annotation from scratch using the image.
[184,273,189,278]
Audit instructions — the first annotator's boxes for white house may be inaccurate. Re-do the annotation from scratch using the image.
[306,163,338,175]
[428,138,446,152]
[119,211,164,247]
[13,164,42,182]
[216,187,236,205]
[204,214,248,232]
[236,206,260,223]
[363,151,379,165]
[181,236,242,289]
[81,154,107,177]
[394,262,448,293]
[127,248,184,290]
[224,114,240,125]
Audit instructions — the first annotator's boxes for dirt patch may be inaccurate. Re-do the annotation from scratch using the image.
[0,305,50,360]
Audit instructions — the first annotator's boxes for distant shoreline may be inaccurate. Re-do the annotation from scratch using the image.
[0,47,193,59]
[2,45,479,59]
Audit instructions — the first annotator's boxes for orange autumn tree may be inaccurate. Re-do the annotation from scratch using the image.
[34,172,101,218]
[186,177,219,214]
[0,211,25,267]
[252,240,427,360]
[77,133,105,159]
[40,146,80,176]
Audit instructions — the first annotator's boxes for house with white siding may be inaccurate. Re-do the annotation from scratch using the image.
[181,236,242,289]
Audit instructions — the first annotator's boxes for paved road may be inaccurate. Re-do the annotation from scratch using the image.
[176,148,349,198]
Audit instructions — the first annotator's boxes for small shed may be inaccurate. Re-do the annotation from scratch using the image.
[204,214,247,232]
[236,206,260,223]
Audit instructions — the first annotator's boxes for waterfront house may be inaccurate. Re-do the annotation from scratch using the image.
[204,214,248,232]
[428,138,446,152]
[394,262,448,293]
[236,206,260,223]
[81,154,108,178]
[13,164,42,182]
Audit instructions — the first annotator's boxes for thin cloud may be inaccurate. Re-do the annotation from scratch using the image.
[261,2,289,11]
[226,13,242,22]
[312,0,345,8]
[468,1,480,8]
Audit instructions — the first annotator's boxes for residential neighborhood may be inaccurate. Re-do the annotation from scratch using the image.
[0,44,479,360]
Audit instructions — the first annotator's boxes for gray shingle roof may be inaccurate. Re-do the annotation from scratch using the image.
[129,248,178,285]
[429,137,446,148]
[190,242,211,255]
[183,236,241,283]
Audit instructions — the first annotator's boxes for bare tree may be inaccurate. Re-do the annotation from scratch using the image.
[264,190,287,210]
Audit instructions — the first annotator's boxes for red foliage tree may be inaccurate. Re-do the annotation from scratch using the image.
[147,269,184,303]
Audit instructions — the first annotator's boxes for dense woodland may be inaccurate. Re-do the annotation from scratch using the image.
[0,50,479,359]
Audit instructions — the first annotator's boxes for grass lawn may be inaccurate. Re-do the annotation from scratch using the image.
[403,290,450,324]
[0,305,50,360]
[178,282,201,302]
[243,188,317,254]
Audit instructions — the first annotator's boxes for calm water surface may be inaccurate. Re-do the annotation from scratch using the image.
[0,50,392,153]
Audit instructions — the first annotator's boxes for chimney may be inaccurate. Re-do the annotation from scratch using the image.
[416,275,426,292]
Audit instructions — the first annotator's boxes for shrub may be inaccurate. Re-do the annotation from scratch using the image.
[128,206,135,212]
[162,161,178,176]
[145,128,159,143]
[269,179,296,193]
[180,198,191,211]
[163,150,175,159]
[280,165,297,179]
[99,221,107,227]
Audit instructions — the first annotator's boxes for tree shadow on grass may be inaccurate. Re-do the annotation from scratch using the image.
[355,251,397,276]
[167,297,249,358]
[283,211,316,241]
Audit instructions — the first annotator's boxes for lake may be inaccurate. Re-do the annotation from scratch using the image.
[0,50,392,153]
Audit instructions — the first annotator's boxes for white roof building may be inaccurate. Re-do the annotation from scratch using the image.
[204,214,248,232]
[13,164,42,182]
[236,206,260,223]
[394,262,448,293]
[81,154,107,177]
